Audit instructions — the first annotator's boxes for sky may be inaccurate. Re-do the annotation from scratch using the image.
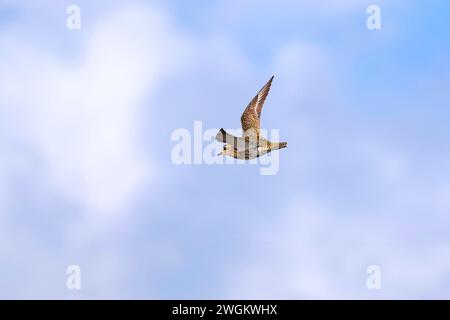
[0,0,450,299]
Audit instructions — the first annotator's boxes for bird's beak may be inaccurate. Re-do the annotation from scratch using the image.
[217,151,223,156]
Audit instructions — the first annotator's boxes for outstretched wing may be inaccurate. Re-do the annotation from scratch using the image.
[240,76,274,133]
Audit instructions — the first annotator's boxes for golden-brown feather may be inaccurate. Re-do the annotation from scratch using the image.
[240,76,274,133]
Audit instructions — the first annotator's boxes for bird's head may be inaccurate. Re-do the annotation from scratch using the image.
[217,144,232,156]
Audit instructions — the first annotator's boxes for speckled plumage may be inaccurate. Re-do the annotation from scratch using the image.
[216,76,287,160]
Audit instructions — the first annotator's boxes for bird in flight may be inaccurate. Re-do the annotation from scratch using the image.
[216,76,287,160]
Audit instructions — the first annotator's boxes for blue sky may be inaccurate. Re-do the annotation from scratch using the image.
[1,0,450,299]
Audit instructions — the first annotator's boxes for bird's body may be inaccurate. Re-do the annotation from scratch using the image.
[216,76,287,160]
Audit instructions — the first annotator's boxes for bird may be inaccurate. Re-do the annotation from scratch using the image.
[216,76,287,160]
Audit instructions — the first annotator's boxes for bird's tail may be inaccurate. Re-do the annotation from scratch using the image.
[272,142,287,150]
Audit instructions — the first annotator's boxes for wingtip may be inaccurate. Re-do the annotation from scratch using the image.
[216,128,226,142]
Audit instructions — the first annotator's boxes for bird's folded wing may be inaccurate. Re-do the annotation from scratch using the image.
[240,76,274,133]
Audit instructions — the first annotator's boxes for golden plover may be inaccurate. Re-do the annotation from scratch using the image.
[216,76,287,160]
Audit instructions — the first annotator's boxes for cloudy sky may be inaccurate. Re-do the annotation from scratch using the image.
[1,0,450,299]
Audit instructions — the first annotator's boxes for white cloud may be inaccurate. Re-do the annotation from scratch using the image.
[226,196,450,299]
[0,6,188,219]
[0,4,189,297]
[1,0,447,299]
